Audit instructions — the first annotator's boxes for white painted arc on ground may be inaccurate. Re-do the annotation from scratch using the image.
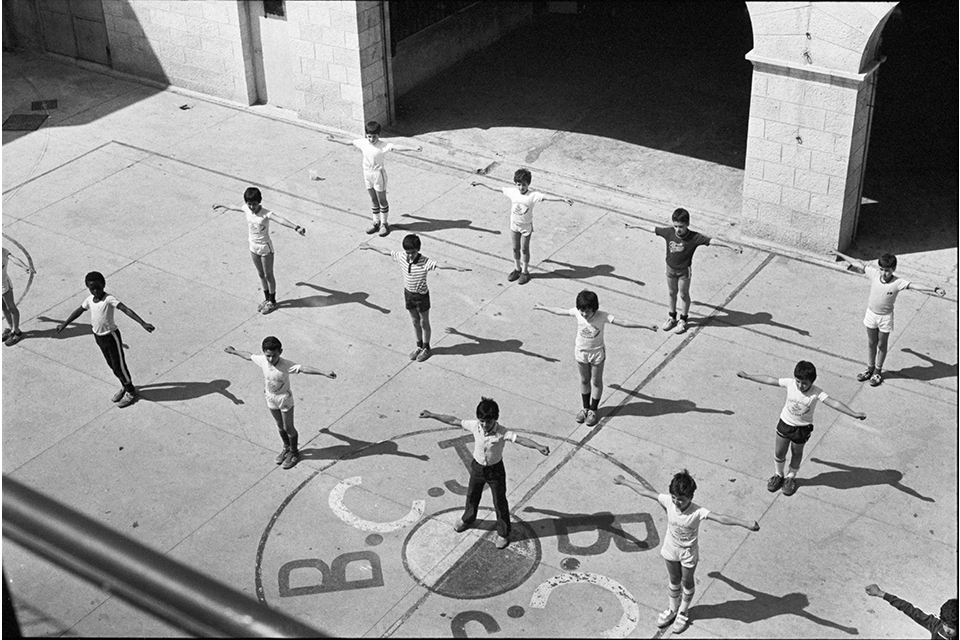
[328,476,425,533]
[529,572,639,639]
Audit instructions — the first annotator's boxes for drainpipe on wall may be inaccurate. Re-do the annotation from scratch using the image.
[380,1,395,125]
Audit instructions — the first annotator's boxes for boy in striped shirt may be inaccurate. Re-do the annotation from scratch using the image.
[361,234,470,361]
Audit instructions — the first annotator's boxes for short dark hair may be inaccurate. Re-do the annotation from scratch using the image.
[476,396,499,421]
[576,289,599,313]
[513,168,532,185]
[672,208,690,224]
[878,253,897,270]
[244,187,262,204]
[365,120,382,135]
[84,271,106,286]
[262,336,282,352]
[941,599,958,626]
[794,360,817,382]
[402,234,421,251]
[669,469,697,499]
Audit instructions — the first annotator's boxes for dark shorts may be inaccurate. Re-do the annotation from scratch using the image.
[404,289,431,312]
[776,419,813,445]
[665,266,692,280]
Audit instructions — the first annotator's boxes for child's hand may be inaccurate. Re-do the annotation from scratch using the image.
[749,521,760,532]
[419,410,432,419]
[25,266,36,275]
[532,304,543,310]
[212,204,227,211]
[934,286,946,296]
[470,181,480,187]
[416,145,423,152]
[865,584,884,598]
[736,371,748,379]
[613,474,626,485]
[650,324,659,332]
[224,346,235,354]
[457,266,472,272]
[563,197,573,206]
[142,323,155,333]
[538,445,550,456]
[736,246,744,254]
[295,225,306,236]
[854,412,867,421]
[55,323,66,334]
[326,371,337,379]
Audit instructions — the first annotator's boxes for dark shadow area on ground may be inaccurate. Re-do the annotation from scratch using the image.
[510,506,661,552]
[392,213,500,235]
[431,327,560,362]
[300,427,429,463]
[138,380,243,405]
[806,458,934,503]
[691,571,859,635]
[607,384,734,419]
[26,316,101,342]
[536,259,645,287]
[695,301,810,336]
[883,347,958,383]
[282,282,390,314]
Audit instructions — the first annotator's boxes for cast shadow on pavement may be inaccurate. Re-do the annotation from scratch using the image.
[517,506,659,551]
[298,427,429,463]
[607,384,734,419]
[883,348,958,383]
[431,327,560,362]
[806,458,934,503]
[692,572,859,634]
[281,282,390,314]
[694,301,810,336]
[537,259,645,287]
[138,380,243,405]
[26,316,104,341]
[392,213,500,235]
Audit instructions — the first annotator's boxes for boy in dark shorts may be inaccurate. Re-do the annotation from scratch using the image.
[420,397,550,550]
[737,361,866,496]
[56,271,155,408]
[361,234,470,362]
[626,207,741,333]
[866,584,957,639]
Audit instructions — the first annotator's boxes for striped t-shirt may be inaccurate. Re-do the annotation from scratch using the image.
[392,251,438,294]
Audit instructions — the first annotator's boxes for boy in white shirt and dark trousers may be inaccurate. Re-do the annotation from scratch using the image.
[420,398,550,550]
[737,361,866,496]
[832,251,945,387]
[56,271,155,408]
[471,168,572,285]
[328,121,422,238]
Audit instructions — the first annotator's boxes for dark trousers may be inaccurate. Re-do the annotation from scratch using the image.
[461,459,511,537]
[94,329,135,392]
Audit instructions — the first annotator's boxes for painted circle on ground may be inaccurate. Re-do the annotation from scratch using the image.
[401,507,541,600]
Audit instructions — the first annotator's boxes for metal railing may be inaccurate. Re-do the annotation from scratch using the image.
[2,476,325,638]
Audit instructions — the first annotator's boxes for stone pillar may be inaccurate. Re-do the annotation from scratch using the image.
[741,2,897,252]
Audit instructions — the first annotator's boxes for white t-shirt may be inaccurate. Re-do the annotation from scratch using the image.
[245,205,274,246]
[502,187,544,226]
[569,308,613,352]
[864,266,910,315]
[82,294,121,336]
[461,419,517,466]
[658,494,710,549]
[352,138,395,173]
[251,354,302,396]
[778,378,829,426]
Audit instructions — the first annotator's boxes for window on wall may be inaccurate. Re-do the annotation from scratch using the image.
[263,0,285,18]
[389,1,478,44]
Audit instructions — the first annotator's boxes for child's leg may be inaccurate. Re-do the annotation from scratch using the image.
[250,252,270,298]
[664,559,682,612]
[367,188,381,223]
[519,233,532,274]
[787,441,805,477]
[511,230,522,271]
[261,253,277,302]
[666,275,679,316]
[419,309,431,348]
[97,330,135,392]
[678,564,697,614]
[774,433,790,477]
[577,360,592,409]
[864,326,879,369]
[874,330,890,372]
[488,461,511,538]
[461,461,486,525]
[407,307,423,345]
[269,408,291,448]
[375,190,389,224]
[677,272,692,318]
[589,360,605,410]
[1,290,18,333]
[280,407,298,452]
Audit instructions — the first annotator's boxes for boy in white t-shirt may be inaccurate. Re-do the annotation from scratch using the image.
[832,251,945,387]
[737,361,866,496]
[614,470,760,634]
[56,271,155,408]
[472,168,572,285]
[224,336,336,470]
[534,289,657,427]
[328,121,422,238]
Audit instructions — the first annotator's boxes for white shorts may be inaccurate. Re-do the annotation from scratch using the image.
[660,542,699,568]
[1,272,11,295]
[863,309,894,333]
[510,220,534,236]
[364,169,387,192]
[265,392,294,412]
[575,346,606,365]
[249,241,274,256]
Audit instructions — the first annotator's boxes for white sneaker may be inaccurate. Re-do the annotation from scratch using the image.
[657,609,677,628]
[672,611,690,633]
[660,317,677,331]
[674,318,688,334]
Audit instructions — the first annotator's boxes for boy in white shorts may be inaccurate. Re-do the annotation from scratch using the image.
[225,336,336,470]
[614,470,760,634]
[534,289,657,427]
[472,168,572,285]
[832,251,945,387]
[2,243,36,346]
[328,121,422,237]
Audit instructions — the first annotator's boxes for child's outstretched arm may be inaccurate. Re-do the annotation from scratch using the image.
[6,252,36,274]
[437,262,472,272]
[55,306,86,333]
[470,181,502,193]
[823,397,866,420]
[610,317,659,332]
[224,346,254,361]
[325,133,357,146]
[514,435,550,456]
[623,222,656,233]
[736,371,780,387]
[906,281,946,296]
[297,364,337,379]
[711,238,743,254]
[864,584,886,598]
[270,213,307,236]
[532,303,570,316]
[391,141,422,152]
[831,250,866,273]
[419,410,462,426]
[212,204,244,214]
[542,193,573,206]
[705,511,760,531]
[359,244,391,257]
[612,475,659,501]
[117,303,155,333]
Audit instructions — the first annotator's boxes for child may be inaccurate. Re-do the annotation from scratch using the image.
[534,289,657,427]
[213,187,307,315]
[420,397,550,550]
[832,251,946,387]
[625,207,741,333]
[328,121,422,237]
[737,361,866,496]
[55,271,155,408]
[865,584,958,638]
[471,168,572,285]
[224,336,336,470]
[360,234,470,362]
[613,470,760,634]
[2,244,36,346]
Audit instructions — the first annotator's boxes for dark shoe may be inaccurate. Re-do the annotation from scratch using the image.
[453,519,469,533]
[4,330,23,346]
[275,446,290,465]
[365,221,380,234]
[868,372,883,387]
[260,300,277,315]
[507,269,521,282]
[585,409,599,427]
[117,390,138,408]
[1,328,10,341]
[856,367,874,382]
[782,476,797,496]
[409,347,423,360]
[111,388,127,403]
[416,347,432,362]
[517,272,530,285]
[378,223,390,237]
[575,408,587,424]
[767,474,784,492]
[282,449,300,469]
